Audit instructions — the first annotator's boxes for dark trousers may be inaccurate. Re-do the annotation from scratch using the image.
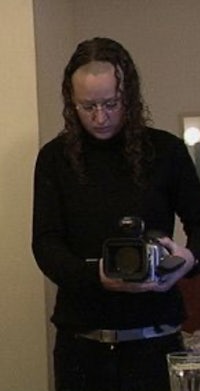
[54,329,184,391]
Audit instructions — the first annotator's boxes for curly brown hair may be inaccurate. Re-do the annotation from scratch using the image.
[61,37,154,186]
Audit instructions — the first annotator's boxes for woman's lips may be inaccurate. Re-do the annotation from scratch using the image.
[94,127,111,133]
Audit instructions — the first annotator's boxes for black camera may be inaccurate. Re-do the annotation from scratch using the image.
[103,216,185,282]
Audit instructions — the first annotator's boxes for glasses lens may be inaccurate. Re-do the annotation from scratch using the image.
[76,97,121,114]
[103,98,121,111]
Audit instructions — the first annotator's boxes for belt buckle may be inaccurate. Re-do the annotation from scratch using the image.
[101,330,117,343]
[142,326,157,338]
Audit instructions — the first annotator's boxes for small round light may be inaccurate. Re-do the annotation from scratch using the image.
[183,126,200,146]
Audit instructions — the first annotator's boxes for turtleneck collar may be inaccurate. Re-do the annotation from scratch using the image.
[81,128,126,150]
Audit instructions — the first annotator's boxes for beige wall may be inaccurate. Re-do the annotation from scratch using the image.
[32,1,200,390]
[72,0,200,134]
[0,1,48,390]
[34,0,200,144]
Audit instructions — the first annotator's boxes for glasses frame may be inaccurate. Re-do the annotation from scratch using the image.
[75,96,122,116]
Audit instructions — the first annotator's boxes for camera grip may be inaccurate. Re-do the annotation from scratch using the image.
[157,256,186,275]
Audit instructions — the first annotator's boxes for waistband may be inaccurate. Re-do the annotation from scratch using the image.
[76,324,181,343]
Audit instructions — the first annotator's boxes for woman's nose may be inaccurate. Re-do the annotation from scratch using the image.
[93,106,108,124]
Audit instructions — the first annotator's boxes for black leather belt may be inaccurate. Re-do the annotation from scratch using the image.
[76,324,181,343]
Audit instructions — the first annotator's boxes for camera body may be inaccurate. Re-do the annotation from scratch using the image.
[103,216,170,282]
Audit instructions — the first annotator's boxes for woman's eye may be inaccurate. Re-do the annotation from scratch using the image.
[105,101,117,109]
[82,104,95,112]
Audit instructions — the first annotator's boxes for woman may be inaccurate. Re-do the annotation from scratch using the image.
[32,37,200,391]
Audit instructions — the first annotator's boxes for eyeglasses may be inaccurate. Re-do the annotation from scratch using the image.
[75,97,122,115]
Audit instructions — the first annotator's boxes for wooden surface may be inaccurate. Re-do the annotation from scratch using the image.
[178,275,200,332]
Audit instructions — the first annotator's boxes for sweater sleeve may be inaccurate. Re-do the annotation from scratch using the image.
[172,138,200,274]
[32,142,100,289]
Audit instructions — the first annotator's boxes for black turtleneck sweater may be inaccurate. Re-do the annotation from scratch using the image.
[32,127,200,331]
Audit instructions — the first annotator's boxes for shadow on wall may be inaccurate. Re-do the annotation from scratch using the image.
[178,142,200,334]
[194,142,200,180]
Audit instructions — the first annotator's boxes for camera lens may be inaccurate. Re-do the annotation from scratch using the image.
[115,246,142,276]
[103,237,148,281]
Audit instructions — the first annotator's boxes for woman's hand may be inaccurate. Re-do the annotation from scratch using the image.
[99,237,195,293]
[151,236,195,292]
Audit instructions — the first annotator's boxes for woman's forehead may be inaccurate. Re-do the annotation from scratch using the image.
[75,61,115,76]
[72,61,123,100]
